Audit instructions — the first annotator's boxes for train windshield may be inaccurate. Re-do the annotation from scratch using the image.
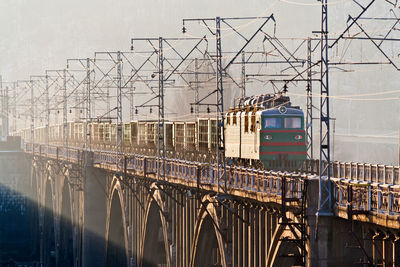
[264,118,282,129]
[284,117,302,128]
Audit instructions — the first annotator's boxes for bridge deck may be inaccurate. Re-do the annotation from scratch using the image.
[26,143,400,229]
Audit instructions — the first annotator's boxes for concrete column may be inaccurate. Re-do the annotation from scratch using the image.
[259,209,265,266]
[383,235,392,267]
[82,167,107,267]
[265,210,271,266]
[237,204,243,266]
[373,232,383,266]
[254,208,259,267]
[243,207,248,267]
[312,215,333,267]
[393,237,400,267]
[232,202,238,267]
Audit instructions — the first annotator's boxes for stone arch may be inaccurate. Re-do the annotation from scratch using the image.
[190,195,227,267]
[140,183,172,267]
[105,177,129,267]
[42,170,56,266]
[266,216,302,267]
[58,176,74,266]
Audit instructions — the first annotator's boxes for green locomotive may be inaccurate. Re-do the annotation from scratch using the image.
[225,94,306,170]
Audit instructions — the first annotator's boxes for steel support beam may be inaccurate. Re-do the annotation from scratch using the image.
[158,37,166,179]
[306,38,313,159]
[215,17,227,193]
[318,0,332,215]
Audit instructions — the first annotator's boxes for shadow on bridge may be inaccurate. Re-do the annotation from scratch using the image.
[3,147,400,267]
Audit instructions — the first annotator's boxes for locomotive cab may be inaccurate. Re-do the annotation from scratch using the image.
[260,106,306,170]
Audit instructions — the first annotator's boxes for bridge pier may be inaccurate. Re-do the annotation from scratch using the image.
[82,167,108,267]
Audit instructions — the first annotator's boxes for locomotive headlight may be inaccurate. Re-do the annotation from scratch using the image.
[278,106,287,114]
[294,135,303,140]
[264,135,273,140]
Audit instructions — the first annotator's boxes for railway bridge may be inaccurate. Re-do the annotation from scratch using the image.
[2,139,400,266]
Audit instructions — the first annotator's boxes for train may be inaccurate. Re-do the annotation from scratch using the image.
[14,94,307,170]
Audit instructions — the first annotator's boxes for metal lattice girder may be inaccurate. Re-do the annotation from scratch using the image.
[306,38,313,160]
[1,83,9,137]
[215,17,227,192]
[117,51,124,171]
[318,0,332,215]
[158,37,166,179]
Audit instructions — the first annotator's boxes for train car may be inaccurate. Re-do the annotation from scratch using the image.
[138,121,147,147]
[185,122,196,151]
[174,122,185,151]
[226,94,306,170]
[123,122,132,148]
[130,121,138,147]
[197,118,209,152]
[165,122,174,151]
[146,122,156,148]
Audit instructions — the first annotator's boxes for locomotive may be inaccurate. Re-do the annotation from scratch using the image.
[15,94,306,170]
[226,94,307,170]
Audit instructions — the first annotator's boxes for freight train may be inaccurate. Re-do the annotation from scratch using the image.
[15,94,306,170]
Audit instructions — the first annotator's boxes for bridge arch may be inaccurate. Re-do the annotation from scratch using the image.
[190,195,227,267]
[58,175,74,266]
[105,176,129,267]
[42,168,57,266]
[266,217,303,267]
[140,183,172,267]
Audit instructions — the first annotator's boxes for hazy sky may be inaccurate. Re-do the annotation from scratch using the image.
[1,0,400,164]
[0,0,321,80]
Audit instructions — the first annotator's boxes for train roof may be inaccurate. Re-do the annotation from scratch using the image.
[261,107,304,116]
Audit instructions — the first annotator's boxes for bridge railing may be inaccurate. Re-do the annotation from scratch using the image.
[27,143,304,202]
[334,178,400,216]
[302,159,400,185]
[125,154,305,200]
[27,143,400,186]
[25,143,400,217]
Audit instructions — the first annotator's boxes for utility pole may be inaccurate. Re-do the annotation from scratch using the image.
[194,58,199,116]
[46,74,50,147]
[86,58,91,150]
[0,77,9,136]
[215,16,227,193]
[63,69,68,147]
[12,82,16,133]
[318,0,332,215]
[306,38,313,159]
[117,51,123,171]
[241,51,246,99]
[30,80,34,144]
[158,37,166,180]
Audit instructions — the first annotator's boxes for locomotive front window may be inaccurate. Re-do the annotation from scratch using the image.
[284,117,302,128]
[264,118,282,129]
